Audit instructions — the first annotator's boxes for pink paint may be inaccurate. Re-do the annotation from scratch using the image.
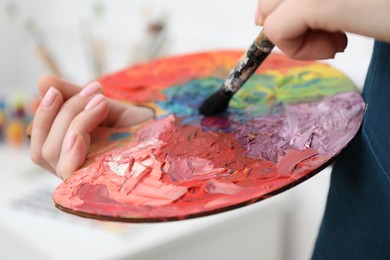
[53,114,338,220]
[277,149,318,175]
[166,156,231,181]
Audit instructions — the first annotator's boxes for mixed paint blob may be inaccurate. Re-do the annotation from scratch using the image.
[53,51,365,222]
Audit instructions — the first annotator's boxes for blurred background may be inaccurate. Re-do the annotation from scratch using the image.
[0,0,373,259]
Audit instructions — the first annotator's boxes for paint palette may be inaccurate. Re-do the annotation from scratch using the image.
[53,51,365,222]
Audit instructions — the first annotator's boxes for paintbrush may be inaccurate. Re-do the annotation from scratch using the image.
[199,29,274,116]
[25,19,62,77]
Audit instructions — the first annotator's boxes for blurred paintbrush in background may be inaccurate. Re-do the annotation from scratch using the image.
[25,19,62,77]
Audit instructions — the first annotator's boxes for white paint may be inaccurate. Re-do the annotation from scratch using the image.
[107,161,128,176]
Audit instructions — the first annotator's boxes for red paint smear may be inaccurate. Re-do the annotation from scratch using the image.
[53,115,331,220]
[98,52,314,103]
[201,116,231,130]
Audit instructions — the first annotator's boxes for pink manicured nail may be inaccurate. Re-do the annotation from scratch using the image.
[42,87,57,107]
[85,94,104,110]
[80,81,101,97]
[66,132,76,152]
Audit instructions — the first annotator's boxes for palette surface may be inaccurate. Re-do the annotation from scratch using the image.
[53,51,365,222]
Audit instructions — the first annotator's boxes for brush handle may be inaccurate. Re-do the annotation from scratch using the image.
[221,29,274,94]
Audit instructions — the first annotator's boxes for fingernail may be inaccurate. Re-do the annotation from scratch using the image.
[42,87,57,107]
[85,94,104,110]
[80,81,101,97]
[66,132,76,152]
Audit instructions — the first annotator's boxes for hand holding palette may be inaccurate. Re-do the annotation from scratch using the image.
[53,51,365,222]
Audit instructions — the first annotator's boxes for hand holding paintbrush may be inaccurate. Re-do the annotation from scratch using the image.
[199,29,274,116]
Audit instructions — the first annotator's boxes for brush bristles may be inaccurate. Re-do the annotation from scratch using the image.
[199,89,233,116]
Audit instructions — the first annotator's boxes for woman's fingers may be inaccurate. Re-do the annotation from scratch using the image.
[56,94,109,179]
[269,29,348,60]
[263,0,347,59]
[41,81,102,171]
[30,87,64,173]
[31,76,153,179]
[256,0,284,26]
